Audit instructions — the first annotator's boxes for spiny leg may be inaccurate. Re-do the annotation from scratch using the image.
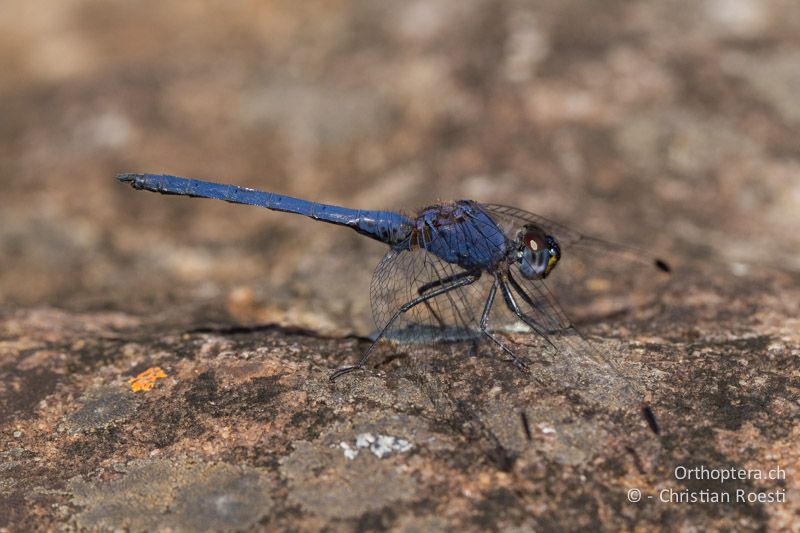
[417,270,475,295]
[330,272,480,380]
[479,278,529,371]
[432,264,475,336]
[507,272,572,335]
[499,279,558,353]
[417,269,476,328]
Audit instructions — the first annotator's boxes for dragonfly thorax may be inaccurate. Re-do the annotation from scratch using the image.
[408,201,509,270]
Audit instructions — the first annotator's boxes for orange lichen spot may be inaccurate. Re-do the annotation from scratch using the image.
[129,367,167,392]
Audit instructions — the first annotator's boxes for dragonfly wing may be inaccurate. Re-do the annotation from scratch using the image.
[484,204,670,272]
[504,264,646,406]
[370,245,491,343]
[483,204,672,322]
[483,205,667,404]
[484,204,587,247]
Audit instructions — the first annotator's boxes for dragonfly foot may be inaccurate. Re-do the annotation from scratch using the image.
[329,364,364,381]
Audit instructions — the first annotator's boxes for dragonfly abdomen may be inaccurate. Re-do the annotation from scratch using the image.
[117,173,414,246]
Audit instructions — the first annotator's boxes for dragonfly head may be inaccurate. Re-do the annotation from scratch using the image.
[517,225,561,279]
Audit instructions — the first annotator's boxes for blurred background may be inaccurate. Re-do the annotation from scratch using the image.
[2,0,799,335]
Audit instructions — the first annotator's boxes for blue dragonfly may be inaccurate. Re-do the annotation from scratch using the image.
[118,173,669,417]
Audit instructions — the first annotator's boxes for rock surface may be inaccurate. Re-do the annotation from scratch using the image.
[1,1,799,531]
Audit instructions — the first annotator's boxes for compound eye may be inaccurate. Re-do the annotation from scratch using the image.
[523,228,547,252]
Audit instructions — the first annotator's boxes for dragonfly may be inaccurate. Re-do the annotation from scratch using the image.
[118,173,670,419]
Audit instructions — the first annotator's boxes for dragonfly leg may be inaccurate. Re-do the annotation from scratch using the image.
[417,270,476,328]
[479,279,528,371]
[330,272,480,381]
[499,279,558,353]
[417,271,475,295]
[506,272,573,335]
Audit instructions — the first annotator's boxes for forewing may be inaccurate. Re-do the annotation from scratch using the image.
[484,204,589,248]
[485,204,669,268]
[484,204,671,323]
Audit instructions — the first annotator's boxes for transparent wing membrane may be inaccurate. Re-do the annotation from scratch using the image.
[505,264,644,404]
[485,204,670,272]
[371,248,484,343]
[484,204,672,323]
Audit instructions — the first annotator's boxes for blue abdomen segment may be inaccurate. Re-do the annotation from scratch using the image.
[117,173,413,245]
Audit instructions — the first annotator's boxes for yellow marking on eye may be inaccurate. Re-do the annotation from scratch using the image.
[546,255,559,273]
[129,367,167,392]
